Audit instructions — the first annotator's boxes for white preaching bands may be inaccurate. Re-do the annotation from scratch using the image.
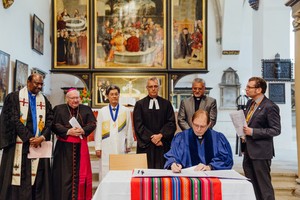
[149,98,160,110]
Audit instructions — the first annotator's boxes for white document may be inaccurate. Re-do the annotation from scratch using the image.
[204,170,248,180]
[132,168,206,177]
[28,141,52,159]
[229,110,247,137]
[69,117,83,139]
[131,168,248,180]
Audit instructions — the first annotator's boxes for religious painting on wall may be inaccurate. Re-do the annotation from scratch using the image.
[93,73,167,107]
[53,0,89,69]
[14,60,28,91]
[32,14,44,55]
[171,0,207,70]
[94,0,166,69]
[0,50,10,107]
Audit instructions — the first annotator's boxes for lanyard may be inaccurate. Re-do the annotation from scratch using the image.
[109,104,119,122]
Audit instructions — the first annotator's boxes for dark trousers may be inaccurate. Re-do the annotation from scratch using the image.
[243,150,274,200]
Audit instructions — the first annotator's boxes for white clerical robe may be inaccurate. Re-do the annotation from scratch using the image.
[94,105,134,180]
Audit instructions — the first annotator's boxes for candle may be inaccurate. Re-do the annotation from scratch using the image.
[171,79,174,94]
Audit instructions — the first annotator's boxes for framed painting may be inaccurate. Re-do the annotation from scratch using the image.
[94,0,166,69]
[0,50,10,107]
[14,60,28,91]
[32,14,44,55]
[171,0,207,70]
[291,83,295,110]
[53,0,89,69]
[268,83,285,104]
[93,73,167,107]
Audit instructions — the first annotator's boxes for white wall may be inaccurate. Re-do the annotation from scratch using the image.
[0,0,295,150]
[0,0,52,97]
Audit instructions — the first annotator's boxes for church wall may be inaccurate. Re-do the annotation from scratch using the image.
[0,0,295,151]
[0,0,52,98]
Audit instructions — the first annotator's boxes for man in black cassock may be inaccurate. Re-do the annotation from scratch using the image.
[133,77,176,169]
[52,88,96,200]
[0,74,53,200]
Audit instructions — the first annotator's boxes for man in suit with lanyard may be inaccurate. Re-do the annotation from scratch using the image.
[242,77,281,200]
[177,78,217,130]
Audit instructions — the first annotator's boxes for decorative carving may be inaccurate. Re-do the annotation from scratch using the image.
[248,0,259,11]
[262,53,293,82]
[219,67,241,109]
[2,0,14,9]
[292,11,300,30]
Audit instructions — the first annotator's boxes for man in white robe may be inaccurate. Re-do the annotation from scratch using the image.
[94,85,134,180]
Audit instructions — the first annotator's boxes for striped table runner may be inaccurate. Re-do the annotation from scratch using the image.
[131,177,222,200]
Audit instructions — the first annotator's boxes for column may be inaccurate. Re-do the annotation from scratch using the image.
[286,0,300,195]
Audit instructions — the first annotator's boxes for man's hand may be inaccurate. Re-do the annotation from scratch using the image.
[151,133,163,145]
[29,136,45,148]
[125,147,131,153]
[194,163,212,171]
[155,141,163,146]
[243,125,253,136]
[67,127,84,137]
[171,162,182,173]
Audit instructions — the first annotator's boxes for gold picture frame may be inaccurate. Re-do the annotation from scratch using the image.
[171,0,207,70]
[93,73,167,108]
[94,0,166,69]
[53,0,89,69]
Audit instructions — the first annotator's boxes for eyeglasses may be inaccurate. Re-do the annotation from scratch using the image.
[147,85,159,89]
[192,87,204,91]
[245,85,257,89]
[192,122,208,130]
[68,97,80,100]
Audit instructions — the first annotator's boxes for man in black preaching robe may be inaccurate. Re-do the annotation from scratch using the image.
[52,88,96,200]
[133,77,176,169]
[0,74,53,200]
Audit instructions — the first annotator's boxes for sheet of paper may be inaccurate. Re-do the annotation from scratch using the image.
[132,168,206,177]
[131,168,248,180]
[229,110,247,137]
[69,117,83,139]
[204,169,248,180]
[28,141,52,159]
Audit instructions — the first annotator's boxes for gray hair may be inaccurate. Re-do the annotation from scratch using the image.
[192,78,206,86]
[147,77,160,86]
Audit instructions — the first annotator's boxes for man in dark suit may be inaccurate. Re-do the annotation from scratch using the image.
[177,78,217,130]
[133,77,176,169]
[242,77,281,200]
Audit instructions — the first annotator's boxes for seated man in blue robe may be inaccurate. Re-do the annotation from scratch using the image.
[164,109,233,172]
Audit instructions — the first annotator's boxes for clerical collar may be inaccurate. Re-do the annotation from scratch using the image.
[28,91,36,97]
[193,96,202,101]
[67,104,79,119]
[198,135,204,143]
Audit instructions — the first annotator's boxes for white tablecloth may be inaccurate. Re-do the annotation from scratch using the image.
[93,170,256,200]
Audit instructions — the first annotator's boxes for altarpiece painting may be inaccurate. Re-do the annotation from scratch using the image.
[53,0,89,69]
[94,0,166,69]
